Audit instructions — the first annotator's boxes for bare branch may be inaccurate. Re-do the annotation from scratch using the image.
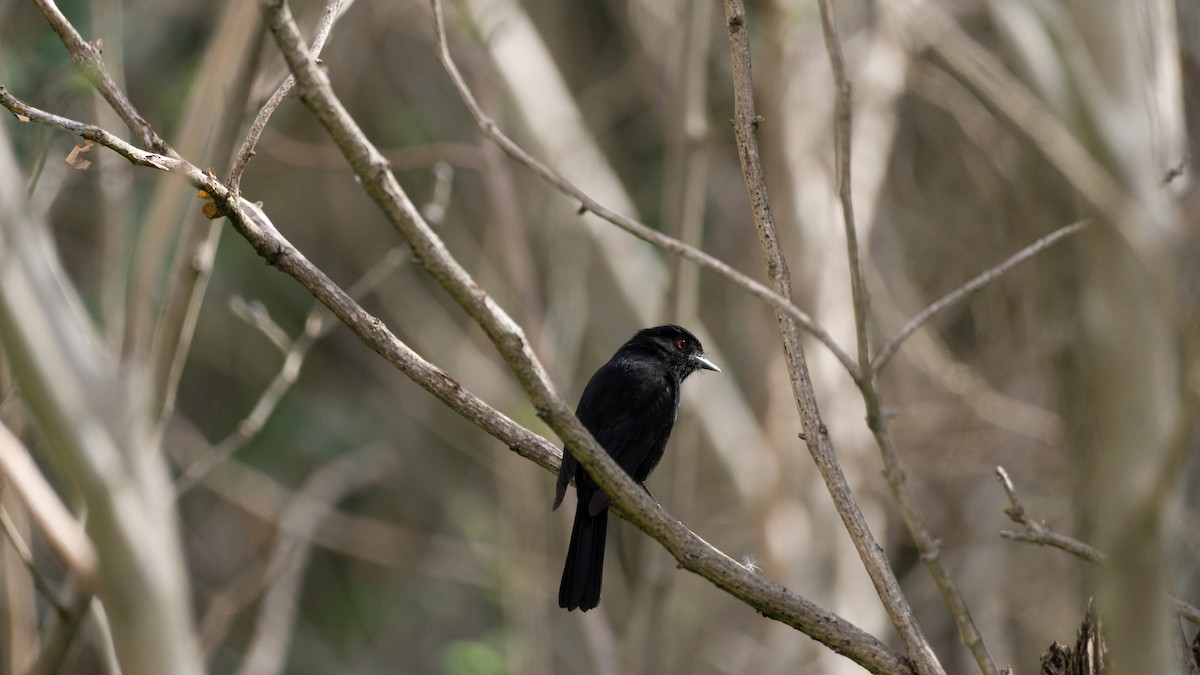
[722,0,938,672]
[0,87,171,170]
[0,84,557,473]
[872,220,1089,376]
[174,247,408,494]
[250,1,911,670]
[815,1,989,672]
[994,465,1105,563]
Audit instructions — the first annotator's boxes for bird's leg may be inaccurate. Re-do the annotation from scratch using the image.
[639,483,662,508]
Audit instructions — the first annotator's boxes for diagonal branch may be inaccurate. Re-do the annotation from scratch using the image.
[0,88,170,169]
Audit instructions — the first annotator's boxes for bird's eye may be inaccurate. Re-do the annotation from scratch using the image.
[676,339,688,351]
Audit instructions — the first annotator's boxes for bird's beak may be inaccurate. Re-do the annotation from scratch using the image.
[692,354,720,372]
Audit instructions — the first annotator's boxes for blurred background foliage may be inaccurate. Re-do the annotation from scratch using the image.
[1,0,1198,673]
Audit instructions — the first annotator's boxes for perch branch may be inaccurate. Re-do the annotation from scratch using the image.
[258,0,908,667]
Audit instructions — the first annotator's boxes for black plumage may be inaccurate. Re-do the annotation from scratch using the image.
[553,325,719,611]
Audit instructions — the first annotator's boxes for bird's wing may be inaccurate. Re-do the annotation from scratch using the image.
[574,358,678,480]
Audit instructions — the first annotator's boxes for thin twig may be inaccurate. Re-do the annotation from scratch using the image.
[994,466,1200,626]
[228,0,354,194]
[995,466,1104,562]
[1,87,171,170]
[815,2,984,672]
[429,0,858,378]
[230,298,293,352]
[816,0,870,376]
[872,220,1089,376]
[721,0,935,672]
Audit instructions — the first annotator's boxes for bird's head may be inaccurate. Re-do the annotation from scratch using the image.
[630,324,720,378]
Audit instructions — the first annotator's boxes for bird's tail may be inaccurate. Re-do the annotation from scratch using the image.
[558,504,607,611]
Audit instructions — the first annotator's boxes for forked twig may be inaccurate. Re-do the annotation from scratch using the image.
[994,466,1200,626]
[872,221,1089,376]
[31,0,168,152]
[1,87,171,170]
[228,0,354,193]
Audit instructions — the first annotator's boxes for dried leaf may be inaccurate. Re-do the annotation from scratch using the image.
[65,141,94,171]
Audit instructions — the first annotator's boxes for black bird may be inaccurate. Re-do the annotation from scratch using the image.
[553,324,719,611]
